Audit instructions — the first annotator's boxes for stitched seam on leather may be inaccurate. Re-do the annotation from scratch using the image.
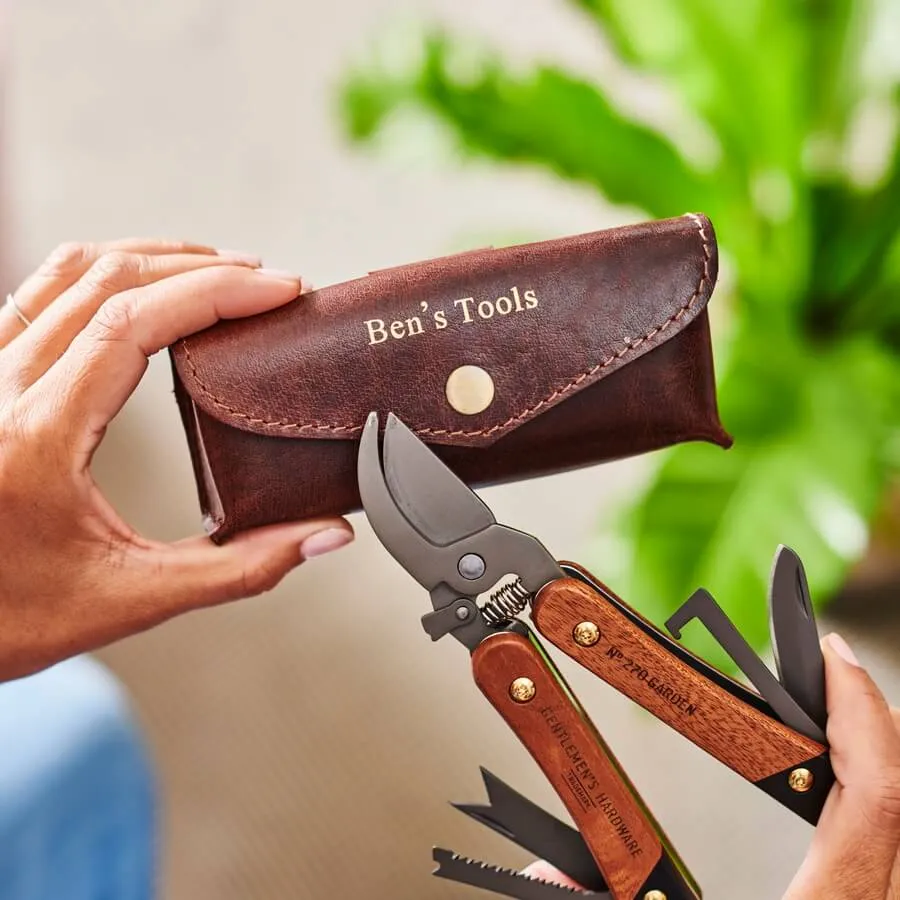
[179,214,711,438]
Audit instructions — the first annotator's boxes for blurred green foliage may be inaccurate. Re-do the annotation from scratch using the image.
[337,1,900,668]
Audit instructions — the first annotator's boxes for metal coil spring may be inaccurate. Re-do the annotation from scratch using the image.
[480,578,532,626]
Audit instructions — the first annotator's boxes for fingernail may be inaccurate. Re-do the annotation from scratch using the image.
[300,528,354,560]
[826,632,860,667]
[255,267,302,285]
[216,249,262,267]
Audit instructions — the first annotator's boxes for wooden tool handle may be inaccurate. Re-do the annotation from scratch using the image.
[532,573,825,784]
[472,629,697,900]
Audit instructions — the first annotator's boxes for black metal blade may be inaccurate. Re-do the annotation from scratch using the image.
[356,411,441,588]
[357,411,562,649]
[768,545,828,733]
[358,410,561,599]
[452,769,607,893]
[383,412,495,546]
[432,849,604,899]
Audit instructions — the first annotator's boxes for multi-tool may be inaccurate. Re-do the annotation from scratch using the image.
[357,411,833,899]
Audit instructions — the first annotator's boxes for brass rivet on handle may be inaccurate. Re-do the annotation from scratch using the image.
[445,365,495,415]
[573,621,600,647]
[788,767,814,793]
[509,677,536,703]
[644,892,667,900]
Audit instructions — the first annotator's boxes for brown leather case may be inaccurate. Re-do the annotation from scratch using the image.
[168,213,732,543]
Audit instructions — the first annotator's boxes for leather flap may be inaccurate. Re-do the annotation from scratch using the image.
[169,213,718,449]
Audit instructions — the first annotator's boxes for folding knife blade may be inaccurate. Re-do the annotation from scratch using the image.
[452,769,607,893]
[432,848,604,899]
[769,545,828,733]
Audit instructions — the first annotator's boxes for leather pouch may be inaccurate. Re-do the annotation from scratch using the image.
[168,213,732,543]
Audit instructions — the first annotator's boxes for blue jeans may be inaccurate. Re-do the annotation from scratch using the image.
[0,656,157,900]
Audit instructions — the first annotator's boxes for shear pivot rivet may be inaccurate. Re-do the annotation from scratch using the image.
[509,677,536,703]
[455,605,470,621]
[644,892,666,900]
[573,621,600,647]
[789,768,814,793]
[458,553,486,580]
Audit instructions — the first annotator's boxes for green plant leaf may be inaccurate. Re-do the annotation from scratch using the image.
[338,31,719,221]
[814,97,900,298]
[570,1,835,318]
[340,69,410,144]
[569,0,812,172]
[846,228,900,349]
[588,331,898,673]
[805,0,874,139]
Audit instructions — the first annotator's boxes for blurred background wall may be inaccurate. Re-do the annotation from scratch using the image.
[2,2,898,899]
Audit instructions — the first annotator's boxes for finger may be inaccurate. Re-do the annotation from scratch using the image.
[163,518,355,611]
[30,265,302,446]
[5,250,262,388]
[785,633,900,899]
[0,238,227,349]
[520,862,583,890]
[13,519,354,675]
[823,634,900,838]
[94,518,355,633]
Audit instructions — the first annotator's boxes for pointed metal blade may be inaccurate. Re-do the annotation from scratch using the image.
[432,848,604,899]
[769,545,828,733]
[383,412,495,546]
[356,411,443,588]
[452,769,607,893]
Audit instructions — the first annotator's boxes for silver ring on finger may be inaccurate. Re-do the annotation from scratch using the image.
[5,293,31,327]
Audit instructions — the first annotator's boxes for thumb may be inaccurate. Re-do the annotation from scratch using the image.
[520,861,583,890]
[785,632,900,899]
[139,517,355,617]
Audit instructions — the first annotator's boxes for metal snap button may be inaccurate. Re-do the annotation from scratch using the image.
[445,365,494,415]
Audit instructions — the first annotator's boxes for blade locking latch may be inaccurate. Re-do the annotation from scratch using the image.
[421,599,480,641]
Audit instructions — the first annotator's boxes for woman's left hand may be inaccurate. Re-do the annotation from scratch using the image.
[0,238,354,682]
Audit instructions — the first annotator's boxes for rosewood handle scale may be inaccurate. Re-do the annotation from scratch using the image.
[532,573,830,809]
[472,630,699,900]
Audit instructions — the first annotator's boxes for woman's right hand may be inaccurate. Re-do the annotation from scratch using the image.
[524,632,900,898]
[783,633,900,899]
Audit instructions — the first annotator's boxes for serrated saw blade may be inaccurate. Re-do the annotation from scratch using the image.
[432,848,605,899]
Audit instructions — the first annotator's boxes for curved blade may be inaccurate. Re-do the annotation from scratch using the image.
[769,545,827,733]
[383,413,494,546]
[356,411,440,588]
